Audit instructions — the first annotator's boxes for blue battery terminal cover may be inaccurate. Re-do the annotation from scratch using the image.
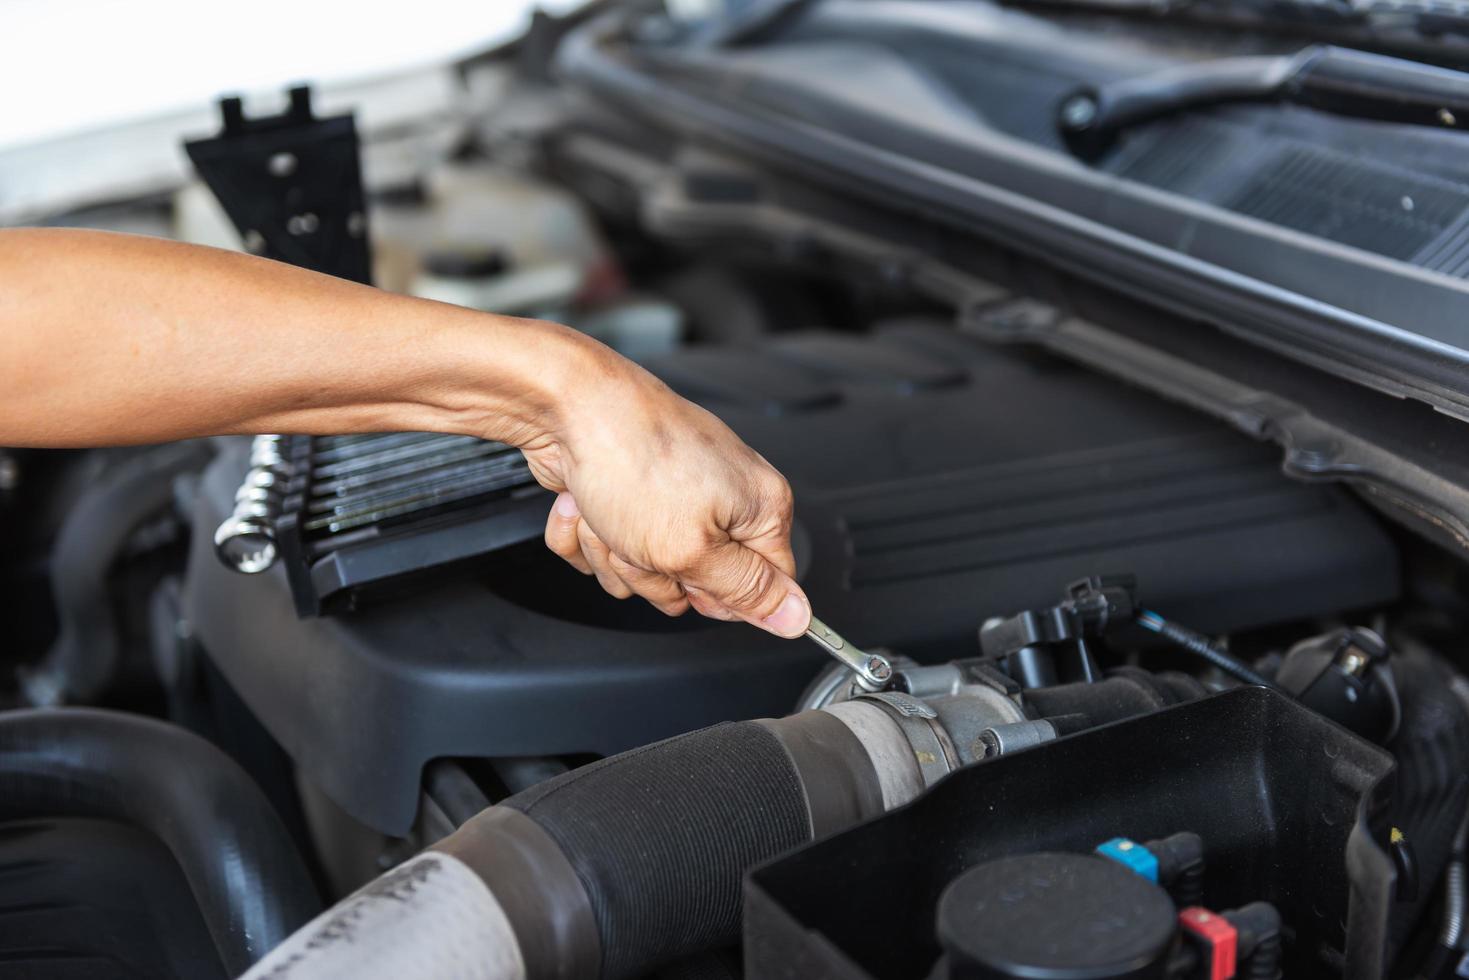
[1096,837,1160,883]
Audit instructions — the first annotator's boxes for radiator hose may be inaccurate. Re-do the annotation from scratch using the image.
[0,708,319,976]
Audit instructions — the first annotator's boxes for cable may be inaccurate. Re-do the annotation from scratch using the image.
[1136,609,1284,692]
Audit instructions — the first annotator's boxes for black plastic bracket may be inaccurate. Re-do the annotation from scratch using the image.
[979,575,1138,687]
[184,86,373,284]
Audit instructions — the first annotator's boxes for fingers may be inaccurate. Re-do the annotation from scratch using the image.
[544,492,632,600]
[578,519,634,599]
[610,553,691,617]
[684,538,810,638]
[544,492,689,614]
[542,480,805,633]
[683,585,739,622]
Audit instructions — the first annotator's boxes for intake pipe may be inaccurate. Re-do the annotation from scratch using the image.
[241,672,1200,980]
[243,704,917,980]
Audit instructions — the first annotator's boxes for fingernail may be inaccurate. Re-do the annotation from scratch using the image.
[763,594,810,638]
[554,493,579,518]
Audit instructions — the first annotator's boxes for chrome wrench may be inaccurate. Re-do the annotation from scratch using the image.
[804,615,893,692]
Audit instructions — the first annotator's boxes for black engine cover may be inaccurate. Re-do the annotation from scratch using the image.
[185,323,1398,833]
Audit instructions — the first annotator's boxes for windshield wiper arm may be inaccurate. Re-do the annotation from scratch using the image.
[1057,43,1469,159]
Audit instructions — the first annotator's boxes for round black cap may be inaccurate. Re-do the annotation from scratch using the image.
[937,852,1177,980]
[422,246,509,279]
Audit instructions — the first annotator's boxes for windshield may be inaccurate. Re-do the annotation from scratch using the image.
[565,0,1469,416]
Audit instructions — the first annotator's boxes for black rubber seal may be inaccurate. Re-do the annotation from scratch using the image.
[433,806,600,980]
[758,712,885,837]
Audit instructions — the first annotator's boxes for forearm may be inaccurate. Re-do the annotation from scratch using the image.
[0,228,599,448]
[0,229,810,634]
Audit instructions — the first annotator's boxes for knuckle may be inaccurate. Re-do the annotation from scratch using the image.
[751,470,794,529]
[630,572,681,603]
[576,521,606,555]
[608,552,643,579]
[773,484,795,526]
[767,472,794,509]
[600,575,633,599]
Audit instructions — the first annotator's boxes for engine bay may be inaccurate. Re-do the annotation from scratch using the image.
[6,1,1469,978]
[188,323,1399,836]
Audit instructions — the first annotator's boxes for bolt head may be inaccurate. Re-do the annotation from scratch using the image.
[1061,95,1099,131]
[267,151,298,178]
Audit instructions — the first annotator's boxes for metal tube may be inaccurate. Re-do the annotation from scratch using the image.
[311,443,518,497]
[308,457,530,518]
[313,431,462,463]
[314,435,482,473]
[306,471,534,533]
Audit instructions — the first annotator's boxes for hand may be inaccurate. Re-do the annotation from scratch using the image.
[519,341,811,638]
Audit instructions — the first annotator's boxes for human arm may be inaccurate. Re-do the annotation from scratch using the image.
[0,228,810,636]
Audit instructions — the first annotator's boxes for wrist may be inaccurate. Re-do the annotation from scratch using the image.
[426,311,633,453]
[543,337,672,465]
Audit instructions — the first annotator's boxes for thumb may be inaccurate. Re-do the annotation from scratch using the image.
[543,492,591,575]
[685,539,810,638]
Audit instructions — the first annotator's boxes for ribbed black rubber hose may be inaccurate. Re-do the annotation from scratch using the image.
[264,713,880,980]
[0,708,320,975]
[502,721,814,979]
